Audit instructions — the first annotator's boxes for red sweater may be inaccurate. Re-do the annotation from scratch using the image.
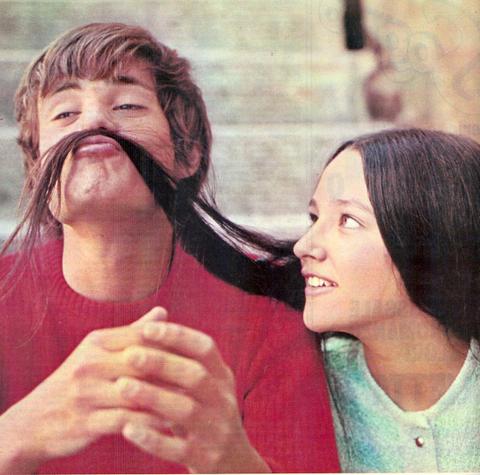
[0,240,339,473]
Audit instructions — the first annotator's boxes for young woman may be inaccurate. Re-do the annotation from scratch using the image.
[294,128,480,472]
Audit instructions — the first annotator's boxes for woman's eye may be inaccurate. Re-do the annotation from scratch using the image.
[309,213,318,224]
[340,214,361,229]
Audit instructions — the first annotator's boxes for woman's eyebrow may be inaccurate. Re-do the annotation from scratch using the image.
[309,197,372,214]
[334,198,373,214]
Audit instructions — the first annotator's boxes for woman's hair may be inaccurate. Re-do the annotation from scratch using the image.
[3,127,303,309]
[326,128,480,343]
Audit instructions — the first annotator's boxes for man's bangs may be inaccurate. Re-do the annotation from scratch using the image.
[39,46,138,98]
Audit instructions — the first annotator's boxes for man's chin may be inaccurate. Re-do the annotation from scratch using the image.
[54,200,163,227]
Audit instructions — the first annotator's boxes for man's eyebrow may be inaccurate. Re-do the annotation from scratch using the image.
[49,81,81,97]
[47,74,154,98]
[113,74,155,91]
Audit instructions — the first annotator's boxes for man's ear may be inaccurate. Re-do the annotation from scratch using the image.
[176,144,201,179]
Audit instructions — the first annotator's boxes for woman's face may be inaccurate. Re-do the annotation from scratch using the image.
[293,148,414,336]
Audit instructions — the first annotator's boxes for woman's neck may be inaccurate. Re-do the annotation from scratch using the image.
[355,314,469,411]
[61,210,174,302]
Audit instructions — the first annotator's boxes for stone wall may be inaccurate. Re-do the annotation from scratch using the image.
[2,1,477,239]
[364,0,480,140]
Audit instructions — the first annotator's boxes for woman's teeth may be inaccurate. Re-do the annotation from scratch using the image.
[307,276,337,288]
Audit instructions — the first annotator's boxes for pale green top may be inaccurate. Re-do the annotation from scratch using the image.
[324,336,480,472]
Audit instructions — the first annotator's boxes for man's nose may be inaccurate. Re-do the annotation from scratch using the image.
[293,224,327,261]
[78,105,116,131]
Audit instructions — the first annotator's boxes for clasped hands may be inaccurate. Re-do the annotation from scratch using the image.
[1,307,265,473]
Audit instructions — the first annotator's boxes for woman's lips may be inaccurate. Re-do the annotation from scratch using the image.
[304,285,336,297]
[302,272,338,297]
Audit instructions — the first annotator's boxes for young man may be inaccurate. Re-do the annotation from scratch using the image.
[0,23,339,473]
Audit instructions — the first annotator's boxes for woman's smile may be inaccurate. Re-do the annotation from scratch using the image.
[294,148,408,336]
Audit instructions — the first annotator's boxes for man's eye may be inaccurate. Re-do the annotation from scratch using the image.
[115,104,144,111]
[309,213,318,224]
[340,214,361,229]
[53,111,75,120]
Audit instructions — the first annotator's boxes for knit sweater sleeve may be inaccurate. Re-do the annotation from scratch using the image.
[240,300,340,473]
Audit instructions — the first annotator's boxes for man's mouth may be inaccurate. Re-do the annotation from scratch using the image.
[74,135,122,157]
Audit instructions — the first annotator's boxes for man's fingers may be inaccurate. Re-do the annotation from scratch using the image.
[123,424,188,464]
[122,345,216,398]
[116,377,198,424]
[142,322,231,381]
[84,326,142,352]
[70,379,123,408]
[86,408,167,437]
[123,423,231,473]
[86,307,167,352]
[132,306,168,327]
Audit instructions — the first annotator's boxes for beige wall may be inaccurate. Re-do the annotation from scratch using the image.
[0,1,478,235]
[365,0,480,141]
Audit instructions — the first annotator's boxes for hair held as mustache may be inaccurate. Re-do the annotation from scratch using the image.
[2,128,303,310]
[3,129,183,256]
[38,128,179,214]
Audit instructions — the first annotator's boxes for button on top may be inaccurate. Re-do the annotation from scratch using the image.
[415,436,425,447]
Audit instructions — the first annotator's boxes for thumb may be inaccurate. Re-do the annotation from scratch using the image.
[132,306,168,327]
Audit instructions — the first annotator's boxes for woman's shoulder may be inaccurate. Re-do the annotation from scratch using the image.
[323,334,363,373]
[324,333,361,353]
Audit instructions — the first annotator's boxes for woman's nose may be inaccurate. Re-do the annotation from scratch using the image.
[293,224,327,261]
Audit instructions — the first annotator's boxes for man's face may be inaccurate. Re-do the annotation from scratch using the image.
[37,58,176,224]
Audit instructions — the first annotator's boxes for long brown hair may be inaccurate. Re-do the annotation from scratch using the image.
[325,128,480,343]
[3,129,302,308]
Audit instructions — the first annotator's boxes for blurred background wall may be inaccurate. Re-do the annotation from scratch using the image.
[0,0,478,238]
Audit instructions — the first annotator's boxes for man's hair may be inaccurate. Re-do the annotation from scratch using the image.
[15,22,211,193]
[6,23,302,310]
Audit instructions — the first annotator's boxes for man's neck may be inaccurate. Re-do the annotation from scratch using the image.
[61,211,174,302]
[355,314,469,412]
